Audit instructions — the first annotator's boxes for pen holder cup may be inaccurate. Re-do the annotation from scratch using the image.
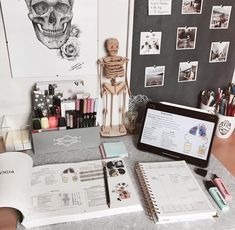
[200,103,215,114]
[215,114,235,139]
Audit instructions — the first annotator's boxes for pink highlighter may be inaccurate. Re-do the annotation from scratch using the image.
[213,174,232,201]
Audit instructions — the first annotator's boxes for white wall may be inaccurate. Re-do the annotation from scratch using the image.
[0,0,133,128]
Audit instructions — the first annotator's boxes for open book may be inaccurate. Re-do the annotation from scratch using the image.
[0,152,142,228]
[135,160,216,224]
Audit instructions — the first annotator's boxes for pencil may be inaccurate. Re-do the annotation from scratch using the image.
[103,166,110,208]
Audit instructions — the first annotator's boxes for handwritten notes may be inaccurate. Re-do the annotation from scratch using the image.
[148,0,172,15]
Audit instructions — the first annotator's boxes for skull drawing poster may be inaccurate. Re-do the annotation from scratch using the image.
[0,0,97,78]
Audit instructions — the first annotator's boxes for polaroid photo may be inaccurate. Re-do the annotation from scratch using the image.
[176,27,197,50]
[182,0,203,14]
[209,6,232,29]
[144,66,165,87]
[209,42,230,63]
[148,0,172,15]
[178,61,198,82]
[139,32,162,55]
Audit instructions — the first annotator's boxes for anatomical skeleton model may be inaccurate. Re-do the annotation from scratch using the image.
[98,38,130,137]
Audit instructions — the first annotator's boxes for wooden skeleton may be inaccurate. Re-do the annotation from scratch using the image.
[98,38,130,137]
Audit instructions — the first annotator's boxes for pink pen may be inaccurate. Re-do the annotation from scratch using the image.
[213,174,232,201]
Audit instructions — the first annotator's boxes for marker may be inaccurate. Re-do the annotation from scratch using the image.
[58,117,67,130]
[212,174,232,201]
[205,180,229,212]
[40,117,49,129]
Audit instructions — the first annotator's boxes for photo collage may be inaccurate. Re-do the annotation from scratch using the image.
[140,0,232,88]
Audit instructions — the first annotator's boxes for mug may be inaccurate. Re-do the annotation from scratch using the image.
[215,114,235,139]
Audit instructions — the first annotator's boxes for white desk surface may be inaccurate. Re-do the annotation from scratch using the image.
[17,135,235,230]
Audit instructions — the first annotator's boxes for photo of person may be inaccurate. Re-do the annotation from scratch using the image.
[139,31,162,55]
[176,27,197,50]
[145,66,165,87]
[182,0,203,14]
[178,61,198,82]
[209,42,230,63]
[209,6,232,29]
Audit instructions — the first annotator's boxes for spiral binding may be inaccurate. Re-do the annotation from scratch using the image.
[135,163,160,223]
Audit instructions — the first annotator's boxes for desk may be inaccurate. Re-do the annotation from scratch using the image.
[14,135,235,230]
[212,132,235,176]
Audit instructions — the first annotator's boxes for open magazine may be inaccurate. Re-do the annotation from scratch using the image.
[0,152,142,228]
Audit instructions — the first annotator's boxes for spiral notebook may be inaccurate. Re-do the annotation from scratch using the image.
[135,161,216,224]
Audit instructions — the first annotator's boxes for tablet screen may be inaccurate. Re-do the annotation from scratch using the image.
[138,102,218,167]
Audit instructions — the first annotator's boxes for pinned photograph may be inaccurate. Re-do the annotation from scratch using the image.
[178,61,198,82]
[182,0,203,14]
[145,66,165,87]
[139,31,162,55]
[209,42,230,63]
[176,27,197,50]
[209,6,232,29]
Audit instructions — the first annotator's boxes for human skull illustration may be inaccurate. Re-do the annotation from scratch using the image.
[25,0,74,49]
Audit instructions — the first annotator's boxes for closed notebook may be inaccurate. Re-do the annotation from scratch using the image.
[135,160,216,224]
[100,142,128,159]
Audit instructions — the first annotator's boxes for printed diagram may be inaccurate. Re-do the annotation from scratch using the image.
[60,192,81,207]
[209,6,232,29]
[139,32,162,55]
[184,124,208,157]
[112,183,131,201]
[25,0,80,61]
[209,42,230,63]
[176,27,197,50]
[61,168,78,183]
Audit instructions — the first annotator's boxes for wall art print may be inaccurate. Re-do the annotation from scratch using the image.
[0,0,97,78]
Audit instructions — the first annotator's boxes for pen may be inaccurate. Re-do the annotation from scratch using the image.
[103,166,110,208]
[205,180,229,212]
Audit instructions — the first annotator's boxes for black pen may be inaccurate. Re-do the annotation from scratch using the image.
[103,166,110,208]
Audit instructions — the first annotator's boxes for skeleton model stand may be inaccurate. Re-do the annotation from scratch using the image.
[98,38,130,137]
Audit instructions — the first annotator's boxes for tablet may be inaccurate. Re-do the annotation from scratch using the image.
[137,101,218,167]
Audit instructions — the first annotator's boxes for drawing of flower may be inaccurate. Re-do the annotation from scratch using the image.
[70,25,80,38]
[60,37,79,61]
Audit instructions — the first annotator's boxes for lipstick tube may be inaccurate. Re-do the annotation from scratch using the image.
[213,174,232,201]
[205,180,229,212]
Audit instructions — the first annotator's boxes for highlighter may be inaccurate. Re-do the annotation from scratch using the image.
[205,180,229,212]
[212,174,232,201]
[40,117,49,129]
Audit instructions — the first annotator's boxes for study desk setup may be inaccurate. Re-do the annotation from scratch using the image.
[11,135,234,230]
[0,100,234,230]
[1,80,235,229]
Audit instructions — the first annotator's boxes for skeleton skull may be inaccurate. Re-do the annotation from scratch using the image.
[105,38,119,56]
[25,0,74,49]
